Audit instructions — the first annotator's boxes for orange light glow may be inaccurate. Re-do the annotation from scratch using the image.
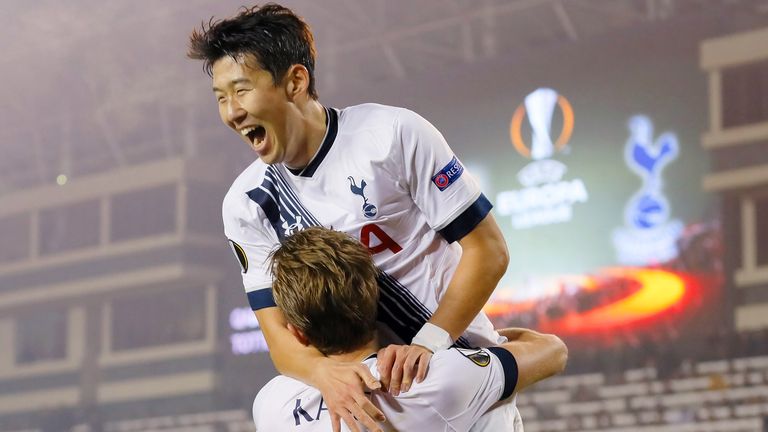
[553,268,686,333]
[483,299,537,316]
[485,268,691,334]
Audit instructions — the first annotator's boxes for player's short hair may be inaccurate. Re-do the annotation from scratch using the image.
[187,3,318,99]
[270,227,379,355]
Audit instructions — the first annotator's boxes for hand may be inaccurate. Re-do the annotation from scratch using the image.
[376,344,432,396]
[313,357,385,432]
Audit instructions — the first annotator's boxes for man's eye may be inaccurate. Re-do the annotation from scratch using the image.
[236,88,250,95]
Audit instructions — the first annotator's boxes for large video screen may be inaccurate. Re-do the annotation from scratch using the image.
[461,34,724,345]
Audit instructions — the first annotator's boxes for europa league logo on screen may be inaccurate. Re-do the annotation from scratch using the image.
[497,88,588,230]
[612,115,683,265]
[509,87,574,160]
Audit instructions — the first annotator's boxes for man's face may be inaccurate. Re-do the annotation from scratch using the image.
[211,55,291,165]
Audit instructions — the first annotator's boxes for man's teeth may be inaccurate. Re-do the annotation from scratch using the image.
[240,127,256,137]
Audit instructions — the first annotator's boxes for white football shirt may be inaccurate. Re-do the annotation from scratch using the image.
[223,103,500,347]
[252,347,521,432]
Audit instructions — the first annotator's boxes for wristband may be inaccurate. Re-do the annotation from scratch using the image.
[411,323,453,353]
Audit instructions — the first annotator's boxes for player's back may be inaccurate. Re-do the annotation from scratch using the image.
[252,348,520,431]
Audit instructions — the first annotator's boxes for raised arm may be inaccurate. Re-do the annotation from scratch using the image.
[256,307,385,432]
[379,214,508,395]
[378,108,510,395]
[430,213,509,339]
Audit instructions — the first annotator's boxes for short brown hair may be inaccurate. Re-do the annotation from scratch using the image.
[269,227,379,355]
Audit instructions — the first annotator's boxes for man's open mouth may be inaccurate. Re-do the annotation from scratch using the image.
[241,126,266,145]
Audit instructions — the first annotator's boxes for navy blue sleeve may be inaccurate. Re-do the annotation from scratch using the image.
[437,193,493,244]
[247,288,277,310]
[487,347,519,400]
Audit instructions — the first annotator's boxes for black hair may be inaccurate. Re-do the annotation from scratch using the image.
[188,3,318,99]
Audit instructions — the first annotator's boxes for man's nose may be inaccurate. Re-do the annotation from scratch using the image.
[226,98,246,124]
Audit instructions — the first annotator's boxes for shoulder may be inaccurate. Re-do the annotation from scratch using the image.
[433,347,496,372]
[254,374,298,398]
[404,348,505,425]
[252,376,309,421]
[338,103,403,128]
[253,375,331,431]
[418,348,500,395]
[336,104,438,162]
[338,103,431,134]
[224,159,268,205]
[222,160,268,221]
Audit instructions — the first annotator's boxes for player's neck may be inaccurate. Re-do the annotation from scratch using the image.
[326,339,379,363]
[284,99,327,171]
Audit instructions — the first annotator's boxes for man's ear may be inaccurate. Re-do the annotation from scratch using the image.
[287,322,310,346]
[283,64,310,101]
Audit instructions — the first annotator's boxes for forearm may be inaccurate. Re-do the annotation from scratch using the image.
[428,214,509,340]
[498,327,568,392]
[497,327,543,342]
[429,248,505,339]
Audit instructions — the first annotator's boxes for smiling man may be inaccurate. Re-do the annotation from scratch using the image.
[188,4,510,432]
